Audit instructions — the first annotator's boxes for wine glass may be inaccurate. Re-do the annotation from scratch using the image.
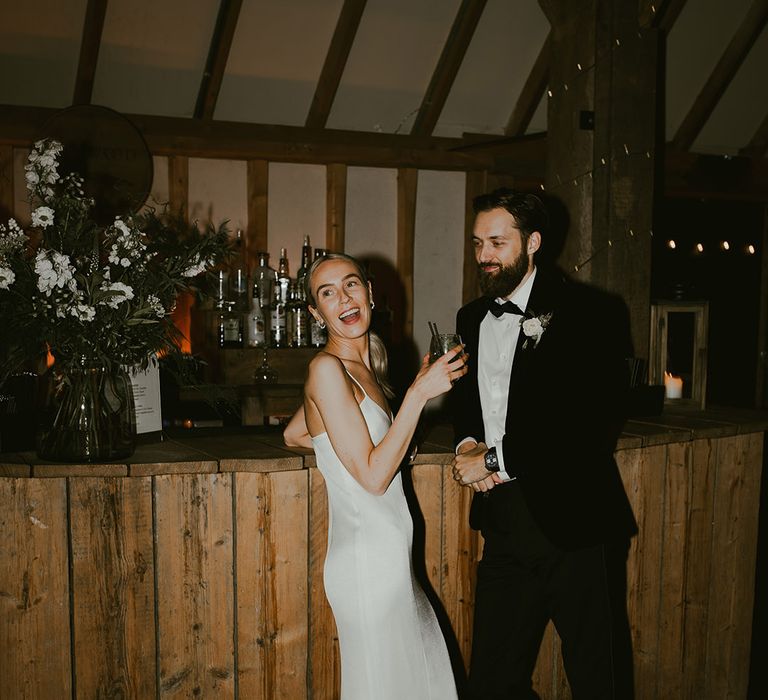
[253,348,278,383]
[429,333,463,364]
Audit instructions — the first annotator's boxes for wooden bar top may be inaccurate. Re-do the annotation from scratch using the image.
[2,406,767,478]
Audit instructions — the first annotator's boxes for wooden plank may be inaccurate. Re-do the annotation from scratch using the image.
[639,0,689,31]
[168,154,189,220]
[154,473,235,698]
[505,32,550,137]
[32,462,128,477]
[441,467,479,672]
[462,170,486,304]
[194,0,242,120]
[617,445,665,700]
[305,0,367,129]
[307,468,341,699]
[69,476,156,698]
[72,0,108,105]
[672,0,768,151]
[397,168,417,338]
[0,143,13,220]
[409,463,443,600]
[680,438,716,697]
[656,441,689,698]
[235,470,308,699]
[756,205,768,407]
[705,433,763,697]
[326,163,347,253]
[0,477,71,699]
[531,621,557,697]
[247,159,269,266]
[0,104,496,171]
[411,0,488,136]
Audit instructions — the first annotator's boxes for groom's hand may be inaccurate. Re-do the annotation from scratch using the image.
[452,442,494,489]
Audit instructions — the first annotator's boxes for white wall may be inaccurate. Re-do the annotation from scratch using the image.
[266,162,326,272]
[345,166,398,264]
[413,170,466,359]
[188,158,247,238]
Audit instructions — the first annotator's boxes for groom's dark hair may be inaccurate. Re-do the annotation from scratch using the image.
[473,188,549,246]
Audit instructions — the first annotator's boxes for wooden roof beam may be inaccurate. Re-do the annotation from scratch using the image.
[0,103,500,171]
[740,111,768,157]
[305,0,367,129]
[194,0,243,120]
[72,0,108,105]
[672,0,768,152]
[639,0,689,32]
[410,0,487,137]
[504,32,550,137]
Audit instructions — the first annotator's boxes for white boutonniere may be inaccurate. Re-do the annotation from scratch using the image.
[521,311,553,349]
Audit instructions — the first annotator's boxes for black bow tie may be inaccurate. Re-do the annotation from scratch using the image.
[488,299,527,318]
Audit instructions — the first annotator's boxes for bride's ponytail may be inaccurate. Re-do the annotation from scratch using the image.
[369,331,394,399]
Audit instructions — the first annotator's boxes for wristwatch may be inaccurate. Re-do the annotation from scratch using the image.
[484,446,500,473]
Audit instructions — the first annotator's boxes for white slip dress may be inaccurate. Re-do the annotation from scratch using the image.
[311,372,458,700]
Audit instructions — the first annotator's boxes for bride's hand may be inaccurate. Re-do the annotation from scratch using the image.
[411,346,468,402]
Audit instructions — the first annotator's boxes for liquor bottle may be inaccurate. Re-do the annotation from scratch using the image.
[277,247,290,304]
[270,283,287,348]
[254,251,277,306]
[245,287,266,348]
[230,229,249,312]
[296,235,312,294]
[219,301,243,349]
[287,282,310,348]
[214,269,228,309]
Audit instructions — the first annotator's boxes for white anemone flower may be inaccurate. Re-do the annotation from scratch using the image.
[31,206,55,229]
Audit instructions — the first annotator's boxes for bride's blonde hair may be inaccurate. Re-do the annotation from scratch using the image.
[305,252,394,399]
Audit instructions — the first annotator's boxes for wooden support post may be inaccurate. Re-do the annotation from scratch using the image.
[462,171,487,304]
[326,163,347,253]
[397,168,417,339]
[757,204,768,407]
[541,0,657,358]
[0,145,13,221]
[167,156,192,353]
[247,159,269,265]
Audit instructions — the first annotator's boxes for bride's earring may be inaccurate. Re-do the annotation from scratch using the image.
[316,316,326,329]
[370,300,375,310]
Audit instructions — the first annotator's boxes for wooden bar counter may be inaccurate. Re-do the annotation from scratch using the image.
[1,407,766,699]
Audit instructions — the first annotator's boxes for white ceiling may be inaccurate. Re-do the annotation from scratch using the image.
[1,0,766,155]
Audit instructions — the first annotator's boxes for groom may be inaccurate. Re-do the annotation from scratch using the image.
[451,189,637,699]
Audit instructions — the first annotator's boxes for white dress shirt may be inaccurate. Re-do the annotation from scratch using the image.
[458,268,537,481]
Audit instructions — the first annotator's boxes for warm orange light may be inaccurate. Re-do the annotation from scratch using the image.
[171,292,194,354]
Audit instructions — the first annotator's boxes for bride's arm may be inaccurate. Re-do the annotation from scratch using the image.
[306,350,465,495]
[283,405,312,449]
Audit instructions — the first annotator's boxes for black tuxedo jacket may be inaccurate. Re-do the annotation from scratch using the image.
[452,266,637,550]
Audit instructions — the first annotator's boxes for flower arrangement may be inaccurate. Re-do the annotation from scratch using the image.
[0,138,230,382]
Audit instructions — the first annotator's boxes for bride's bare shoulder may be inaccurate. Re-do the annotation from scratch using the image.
[306,351,346,386]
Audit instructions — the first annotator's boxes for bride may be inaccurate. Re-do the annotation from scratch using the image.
[284,252,464,699]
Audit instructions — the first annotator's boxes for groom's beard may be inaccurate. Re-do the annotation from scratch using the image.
[478,249,529,299]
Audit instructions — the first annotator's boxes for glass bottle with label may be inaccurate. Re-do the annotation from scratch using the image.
[219,301,243,349]
[296,235,312,294]
[245,288,266,348]
[230,229,249,313]
[287,282,310,348]
[277,247,291,304]
[254,252,277,306]
[270,283,287,348]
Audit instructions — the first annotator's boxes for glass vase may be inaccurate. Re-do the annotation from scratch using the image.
[37,359,136,462]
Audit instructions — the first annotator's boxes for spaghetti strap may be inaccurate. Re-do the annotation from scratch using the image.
[343,367,368,396]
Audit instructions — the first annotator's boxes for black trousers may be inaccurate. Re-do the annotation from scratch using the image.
[467,485,633,700]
